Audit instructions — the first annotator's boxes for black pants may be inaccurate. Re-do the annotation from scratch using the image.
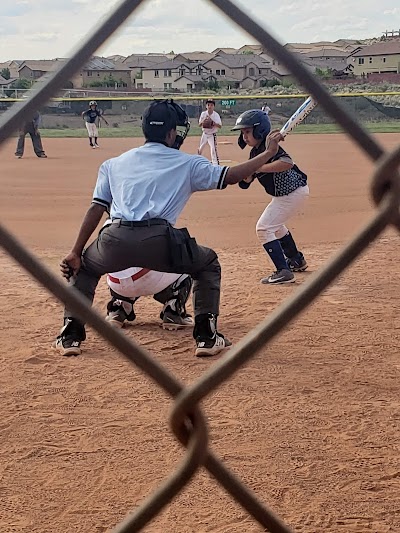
[15,126,46,157]
[65,221,221,321]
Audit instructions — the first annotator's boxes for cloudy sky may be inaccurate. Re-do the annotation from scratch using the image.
[0,0,399,62]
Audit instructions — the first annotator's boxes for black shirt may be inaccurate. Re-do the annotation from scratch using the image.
[84,109,101,123]
[239,140,307,197]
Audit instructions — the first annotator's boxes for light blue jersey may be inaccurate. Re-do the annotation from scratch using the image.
[93,142,228,225]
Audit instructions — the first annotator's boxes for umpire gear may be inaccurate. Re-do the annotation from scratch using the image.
[142,99,190,150]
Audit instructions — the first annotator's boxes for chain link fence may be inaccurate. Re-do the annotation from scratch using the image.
[1,0,400,531]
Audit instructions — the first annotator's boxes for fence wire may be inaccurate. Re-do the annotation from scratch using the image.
[0,0,399,531]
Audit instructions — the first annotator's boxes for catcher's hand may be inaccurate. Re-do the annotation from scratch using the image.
[202,117,214,128]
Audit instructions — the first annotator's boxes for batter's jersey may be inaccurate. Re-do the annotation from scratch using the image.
[239,143,307,197]
[107,267,182,298]
[92,142,228,224]
[199,111,222,135]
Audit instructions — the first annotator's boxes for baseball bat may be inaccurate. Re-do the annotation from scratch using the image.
[279,96,317,137]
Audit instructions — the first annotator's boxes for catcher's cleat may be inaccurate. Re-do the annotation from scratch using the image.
[162,309,194,331]
[195,332,232,357]
[106,301,136,328]
[287,253,308,272]
[261,269,295,285]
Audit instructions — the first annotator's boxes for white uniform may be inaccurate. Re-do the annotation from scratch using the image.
[107,267,184,298]
[198,110,222,165]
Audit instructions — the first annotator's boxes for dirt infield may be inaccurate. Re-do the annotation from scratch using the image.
[0,134,399,533]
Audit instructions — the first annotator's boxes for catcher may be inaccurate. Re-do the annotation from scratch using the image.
[102,220,193,330]
[197,99,222,165]
[81,101,109,149]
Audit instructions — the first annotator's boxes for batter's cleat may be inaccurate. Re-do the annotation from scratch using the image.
[54,336,82,356]
[37,154,47,158]
[106,304,136,329]
[195,332,232,357]
[261,269,295,285]
[287,253,308,272]
[15,155,22,159]
[162,309,194,331]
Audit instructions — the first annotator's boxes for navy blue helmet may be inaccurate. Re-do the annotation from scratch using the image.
[232,109,271,149]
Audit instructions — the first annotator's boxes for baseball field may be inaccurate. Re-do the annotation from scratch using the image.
[0,133,399,532]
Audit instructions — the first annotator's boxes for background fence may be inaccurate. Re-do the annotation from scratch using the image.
[0,0,400,531]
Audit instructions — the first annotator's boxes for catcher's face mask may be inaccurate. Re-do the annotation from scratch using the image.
[142,99,190,150]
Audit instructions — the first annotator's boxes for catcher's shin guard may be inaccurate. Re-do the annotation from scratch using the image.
[154,274,192,316]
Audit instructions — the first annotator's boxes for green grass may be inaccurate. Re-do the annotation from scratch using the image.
[38,121,400,138]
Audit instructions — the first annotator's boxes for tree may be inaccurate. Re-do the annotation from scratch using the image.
[1,68,10,80]
[205,79,219,91]
[11,78,32,89]
[241,50,254,55]
[315,67,333,79]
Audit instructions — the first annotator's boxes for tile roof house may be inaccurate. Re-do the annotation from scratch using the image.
[348,41,400,75]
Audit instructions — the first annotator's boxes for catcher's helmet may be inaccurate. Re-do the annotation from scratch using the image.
[232,109,271,149]
[142,99,190,150]
[89,100,97,106]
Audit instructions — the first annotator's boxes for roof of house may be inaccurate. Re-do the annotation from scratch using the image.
[142,59,200,70]
[84,57,131,71]
[303,48,350,58]
[204,53,268,68]
[175,52,215,62]
[211,47,237,54]
[122,54,170,67]
[352,41,400,56]
[18,59,61,72]
[0,75,18,85]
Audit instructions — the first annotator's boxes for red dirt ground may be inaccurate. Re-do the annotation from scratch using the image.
[0,133,399,533]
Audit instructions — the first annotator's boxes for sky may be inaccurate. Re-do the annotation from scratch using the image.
[0,0,399,62]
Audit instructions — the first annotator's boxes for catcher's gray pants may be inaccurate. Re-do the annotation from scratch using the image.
[15,126,46,157]
[65,220,221,321]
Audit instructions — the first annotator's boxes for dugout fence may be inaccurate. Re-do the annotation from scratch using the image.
[0,0,399,532]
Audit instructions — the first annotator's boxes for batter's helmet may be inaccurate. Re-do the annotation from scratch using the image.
[142,99,190,150]
[89,100,97,106]
[232,109,271,149]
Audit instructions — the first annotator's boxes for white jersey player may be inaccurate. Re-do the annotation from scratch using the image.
[197,99,222,165]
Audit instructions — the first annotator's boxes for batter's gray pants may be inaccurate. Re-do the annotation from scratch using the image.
[65,221,221,321]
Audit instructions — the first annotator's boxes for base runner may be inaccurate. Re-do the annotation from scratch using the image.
[82,101,108,149]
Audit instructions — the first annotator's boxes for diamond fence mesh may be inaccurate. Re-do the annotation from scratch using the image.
[0,0,400,532]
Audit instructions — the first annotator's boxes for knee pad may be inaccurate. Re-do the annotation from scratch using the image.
[154,274,193,315]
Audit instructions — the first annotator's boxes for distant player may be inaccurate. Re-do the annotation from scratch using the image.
[15,110,47,159]
[197,99,222,165]
[81,101,108,149]
[261,103,271,114]
[232,109,309,285]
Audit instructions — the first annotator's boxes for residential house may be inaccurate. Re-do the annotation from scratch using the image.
[349,41,400,76]
[69,57,132,88]
[140,59,210,90]
[122,54,169,85]
[0,60,22,79]
[211,47,237,54]
[174,52,215,63]
[17,59,63,81]
[236,44,264,55]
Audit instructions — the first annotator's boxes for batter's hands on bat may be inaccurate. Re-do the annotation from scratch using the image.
[60,252,81,280]
[266,130,284,156]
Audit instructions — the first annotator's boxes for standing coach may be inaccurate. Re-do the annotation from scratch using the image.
[55,99,283,358]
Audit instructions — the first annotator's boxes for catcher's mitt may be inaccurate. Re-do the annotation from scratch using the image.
[202,117,214,128]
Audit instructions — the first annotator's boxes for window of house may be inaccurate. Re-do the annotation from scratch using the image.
[258,69,261,75]
[216,69,221,75]
[87,71,92,76]
[164,82,172,89]
[179,68,185,76]
[249,67,255,76]
[221,69,225,75]
[382,57,386,62]
[155,70,159,77]
[187,83,193,90]
[369,57,372,63]
[136,83,143,88]
[358,58,364,64]
[97,72,100,76]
